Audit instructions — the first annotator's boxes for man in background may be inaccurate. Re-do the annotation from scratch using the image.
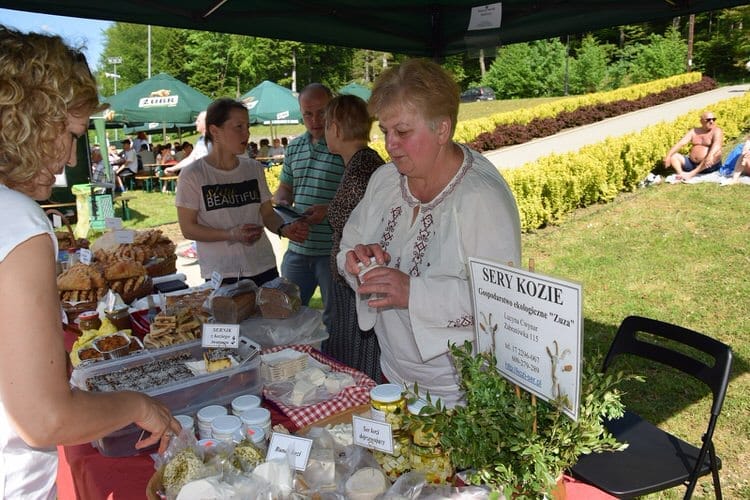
[113,138,137,192]
[273,83,345,329]
[664,110,723,181]
[165,110,208,174]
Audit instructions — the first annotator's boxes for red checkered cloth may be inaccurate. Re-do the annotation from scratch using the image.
[261,344,376,429]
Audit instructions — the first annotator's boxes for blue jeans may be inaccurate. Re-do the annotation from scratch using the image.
[281,250,333,330]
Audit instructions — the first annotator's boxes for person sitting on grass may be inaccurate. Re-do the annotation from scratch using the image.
[663,111,723,181]
[720,135,750,186]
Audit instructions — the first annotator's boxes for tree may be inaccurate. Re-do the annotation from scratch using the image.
[569,35,612,94]
[627,27,688,83]
[482,40,566,98]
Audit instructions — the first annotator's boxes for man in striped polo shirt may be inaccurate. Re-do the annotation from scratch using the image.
[273,83,345,329]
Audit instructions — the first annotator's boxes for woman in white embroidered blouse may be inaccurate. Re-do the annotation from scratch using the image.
[0,26,180,499]
[337,59,522,406]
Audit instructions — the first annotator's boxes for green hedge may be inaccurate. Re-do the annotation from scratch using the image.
[503,92,750,231]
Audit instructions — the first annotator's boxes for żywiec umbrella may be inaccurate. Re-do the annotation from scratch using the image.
[104,73,211,136]
[338,82,371,102]
[241,81,301,125]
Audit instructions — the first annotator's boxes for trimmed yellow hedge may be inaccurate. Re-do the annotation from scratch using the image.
[502,92,750,231]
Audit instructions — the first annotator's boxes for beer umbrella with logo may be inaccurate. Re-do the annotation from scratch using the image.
[240,80,301,138]
[103,73,211,138]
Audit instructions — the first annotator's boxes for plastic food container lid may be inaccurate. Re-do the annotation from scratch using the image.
[245,425,266,444]
[239,407,271,425]
[232,394,261,414]
[407,398,429,415]
[197,405,228,423]
[78,310,100,321]
[370,383,403,403]
[211,415,242,434]
[197,438,217,449]
[175,414,194,430]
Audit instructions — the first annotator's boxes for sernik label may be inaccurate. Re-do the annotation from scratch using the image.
[352,415,394,454]
[201,323,240,348]
[113,229,134,244]
[468,259,582,421]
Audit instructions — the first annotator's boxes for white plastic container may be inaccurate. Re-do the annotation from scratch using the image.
[231,394,261,416]
[175,414,195,436]
[211,414,242,443]
[240,407,272,439]
[197,405,228,440]
[245,425,267,452]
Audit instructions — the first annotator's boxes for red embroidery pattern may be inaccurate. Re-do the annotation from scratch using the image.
[408,213,433,277]
[380,206,402,252]
[447,315,474,328]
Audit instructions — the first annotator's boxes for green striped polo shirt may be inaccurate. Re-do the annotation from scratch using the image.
[280,132,345,256]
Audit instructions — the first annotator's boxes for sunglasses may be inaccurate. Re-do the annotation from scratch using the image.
[704,118,716,123]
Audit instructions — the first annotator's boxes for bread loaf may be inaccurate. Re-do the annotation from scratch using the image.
[257,278,301,319]
[211,291,256,324]
[105,259,147,281]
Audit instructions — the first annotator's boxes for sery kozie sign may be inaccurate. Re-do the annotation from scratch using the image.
[468,259,582,420]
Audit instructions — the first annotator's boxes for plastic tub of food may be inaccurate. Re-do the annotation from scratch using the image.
[239,306,329,349]
[70,337,261,457]
[93,331,132,359]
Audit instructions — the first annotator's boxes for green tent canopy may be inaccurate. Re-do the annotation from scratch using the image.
[338,83,372,102]
[104,73,211,125]
[240,80,301,125]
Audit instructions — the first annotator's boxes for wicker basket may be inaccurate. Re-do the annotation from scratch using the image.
[260,349,308,382]
[146,254,177,277]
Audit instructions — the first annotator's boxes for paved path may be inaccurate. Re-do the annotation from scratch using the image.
[177,84,748,285]
[484,84,749,169]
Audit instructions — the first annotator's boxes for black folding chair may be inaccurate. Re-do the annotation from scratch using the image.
[570,315,732,499]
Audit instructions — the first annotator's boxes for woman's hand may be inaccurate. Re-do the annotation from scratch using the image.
[228,224,263,245]
[344,243,390,276]
[358,266,410,309]
[133,394,181,453]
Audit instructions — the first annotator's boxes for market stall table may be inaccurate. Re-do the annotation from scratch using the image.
[57,327,615,499]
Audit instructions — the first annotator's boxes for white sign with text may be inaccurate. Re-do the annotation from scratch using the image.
[352,415,394,454]
[266,433,313,471]
[468,259,582,420]
[201,323,240,348]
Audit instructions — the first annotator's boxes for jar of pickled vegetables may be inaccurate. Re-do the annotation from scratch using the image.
[370,383,406,432]
[409,443,453,484]
[373,432,411,480]
[407,398,441,447]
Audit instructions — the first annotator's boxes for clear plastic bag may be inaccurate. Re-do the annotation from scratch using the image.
[256,277,301,319]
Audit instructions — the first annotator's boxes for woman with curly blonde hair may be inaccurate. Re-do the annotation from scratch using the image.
[0,26,179,499]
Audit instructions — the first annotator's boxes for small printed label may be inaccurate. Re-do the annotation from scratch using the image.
[52,214,62,228]
[267,433,313,471]
[202,323,240,348]
[210,271,223,290]
[113,229,134,244]
[105,217,123,230]
[352,415,394,454]
[79,248,92,265]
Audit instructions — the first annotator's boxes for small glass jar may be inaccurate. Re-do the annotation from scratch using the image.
[175,414,195,437]
[231,394,262,416]
[196,404,228,440]
[370,383,406,432]
[211,414,243,443]
[407,399,441,447]
[244,425,267,452]
[105,306,131,331]
[409,443,453,484]
[77,311,102,332]
[239,407,271,439]
[373,432,411,480]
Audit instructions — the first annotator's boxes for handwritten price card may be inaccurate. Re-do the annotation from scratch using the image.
[468,259,582,420]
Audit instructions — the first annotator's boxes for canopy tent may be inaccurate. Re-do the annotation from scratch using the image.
[2,1,745,59]
[338,83,372,102]
[240,80,301,125]
[103,73,211,138]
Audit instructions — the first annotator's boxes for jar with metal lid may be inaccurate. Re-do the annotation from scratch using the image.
[77,310,102,332]
[370,383,406,432]
[373,432,411,480]
[409,442,453,484]
[407,398,441,447]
